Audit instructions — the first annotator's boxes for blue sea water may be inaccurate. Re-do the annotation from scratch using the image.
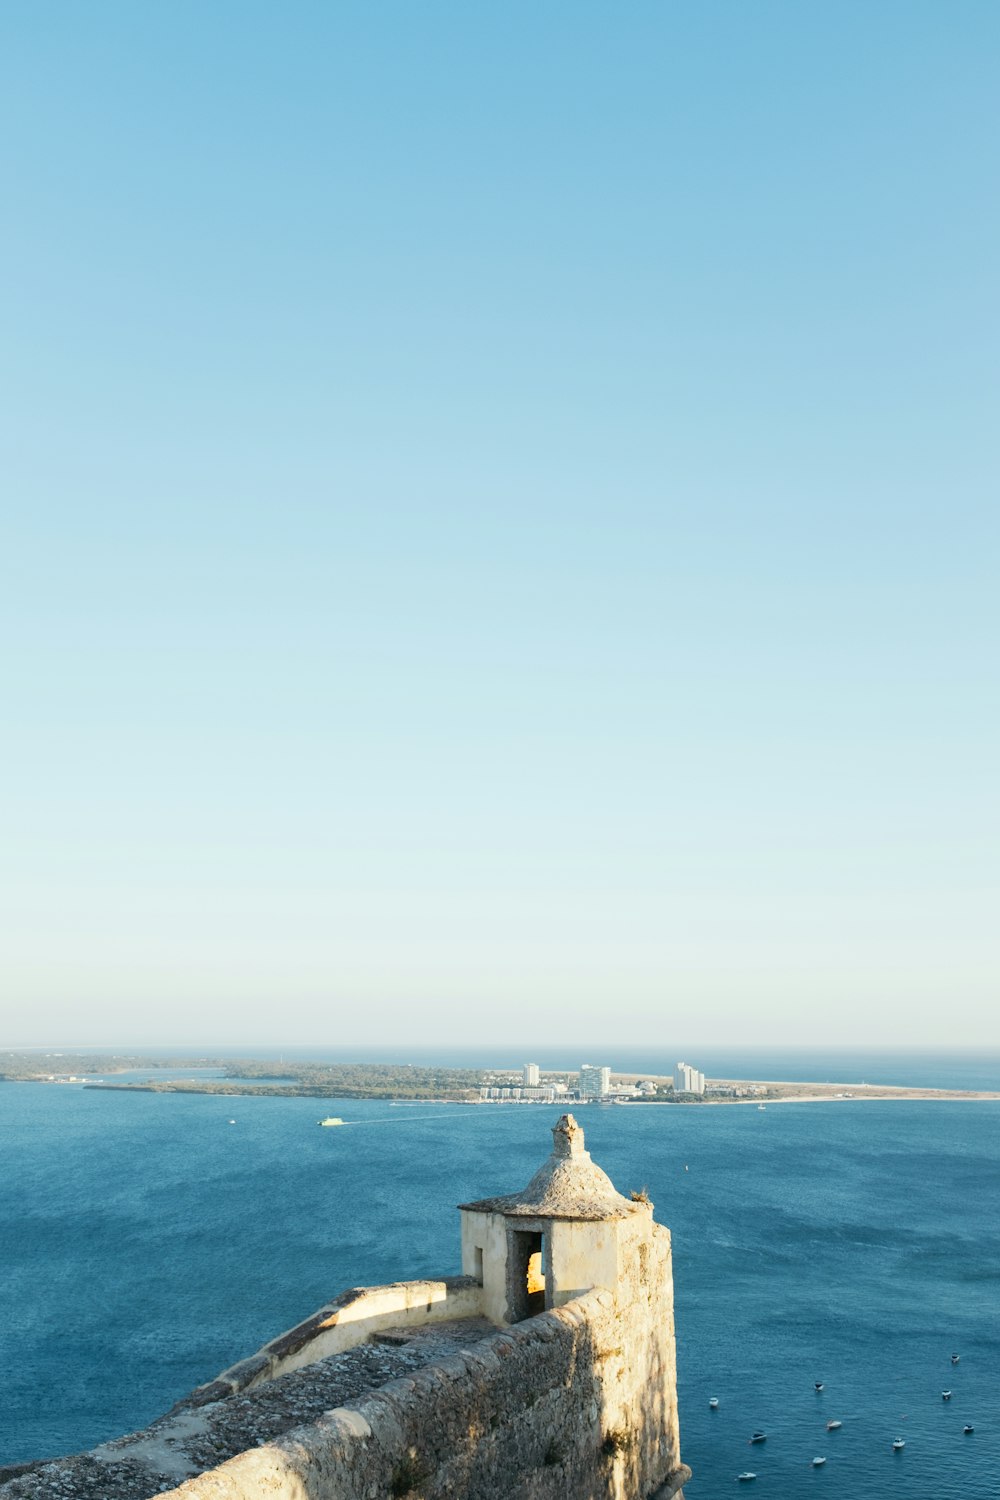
[2,1051,999,1499]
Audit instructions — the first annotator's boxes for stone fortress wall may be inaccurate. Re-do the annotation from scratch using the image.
[0,1116,688,1500]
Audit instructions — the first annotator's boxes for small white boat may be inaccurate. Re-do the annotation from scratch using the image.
[228,1119,236,1124]
[826,1420,842,1431]
[815,1382,824,1391]
[812,1457,826,1466]
[737,1474,757,1483]
[964,1425,974,1434]
[319,1117,344,1127]
[951,1353,960,1364]
[757,1104,766,1111]
[892,1439,905,1451]
[709,1398,719,1409]
[942,1390,952,1400]
[749,1432,767,1444]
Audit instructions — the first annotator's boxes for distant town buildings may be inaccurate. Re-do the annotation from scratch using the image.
[478,1064,672,1105]
[579,1063,612,1098]
[480,1086,557,1103]
[673,1062,705,1096]
[480,1063,654,1105]
[480,1061,713,1105]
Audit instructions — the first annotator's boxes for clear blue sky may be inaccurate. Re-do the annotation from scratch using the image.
[2,2,997,1049]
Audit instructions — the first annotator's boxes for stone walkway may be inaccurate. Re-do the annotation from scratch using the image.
[0,1319,497,1500]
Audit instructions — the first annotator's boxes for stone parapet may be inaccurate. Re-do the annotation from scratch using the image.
[175,1276,484,1406]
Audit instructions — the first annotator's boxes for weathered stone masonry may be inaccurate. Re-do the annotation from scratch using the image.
[1,1116,688,1500]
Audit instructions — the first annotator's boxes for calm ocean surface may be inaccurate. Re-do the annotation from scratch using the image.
[2,1050,999,1498]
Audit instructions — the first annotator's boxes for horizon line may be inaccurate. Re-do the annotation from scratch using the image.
[6,1041,1000,1056]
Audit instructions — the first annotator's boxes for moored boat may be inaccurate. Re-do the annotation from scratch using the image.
[826,1420,842,1431]
[892,1438,905,1451]
[737,1474,757,1482]
[749,1432,767,1444]
[709,1398,719,1409]
[812,1457,826,1466]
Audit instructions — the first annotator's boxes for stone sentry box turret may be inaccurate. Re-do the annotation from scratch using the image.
[460,1112,653,1322]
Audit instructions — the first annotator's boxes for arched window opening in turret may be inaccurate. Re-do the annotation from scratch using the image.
[507,1228,546,1320]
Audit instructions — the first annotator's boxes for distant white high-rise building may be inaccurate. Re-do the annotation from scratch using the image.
[523,1062,540,1087]
[579,1063,612,1098]
[673,1062,705,1096]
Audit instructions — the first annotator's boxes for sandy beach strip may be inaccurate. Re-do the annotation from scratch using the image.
[610,1073,1000,1103]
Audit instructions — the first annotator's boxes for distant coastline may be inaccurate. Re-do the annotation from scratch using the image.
[3,1051,999,1105]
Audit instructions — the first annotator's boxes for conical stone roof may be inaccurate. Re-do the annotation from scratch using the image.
[459,1114,644,1221]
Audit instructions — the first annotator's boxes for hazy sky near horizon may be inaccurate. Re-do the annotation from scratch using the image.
[2,3,997,1049]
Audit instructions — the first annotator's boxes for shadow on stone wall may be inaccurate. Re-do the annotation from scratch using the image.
[164,1284,686,1500]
